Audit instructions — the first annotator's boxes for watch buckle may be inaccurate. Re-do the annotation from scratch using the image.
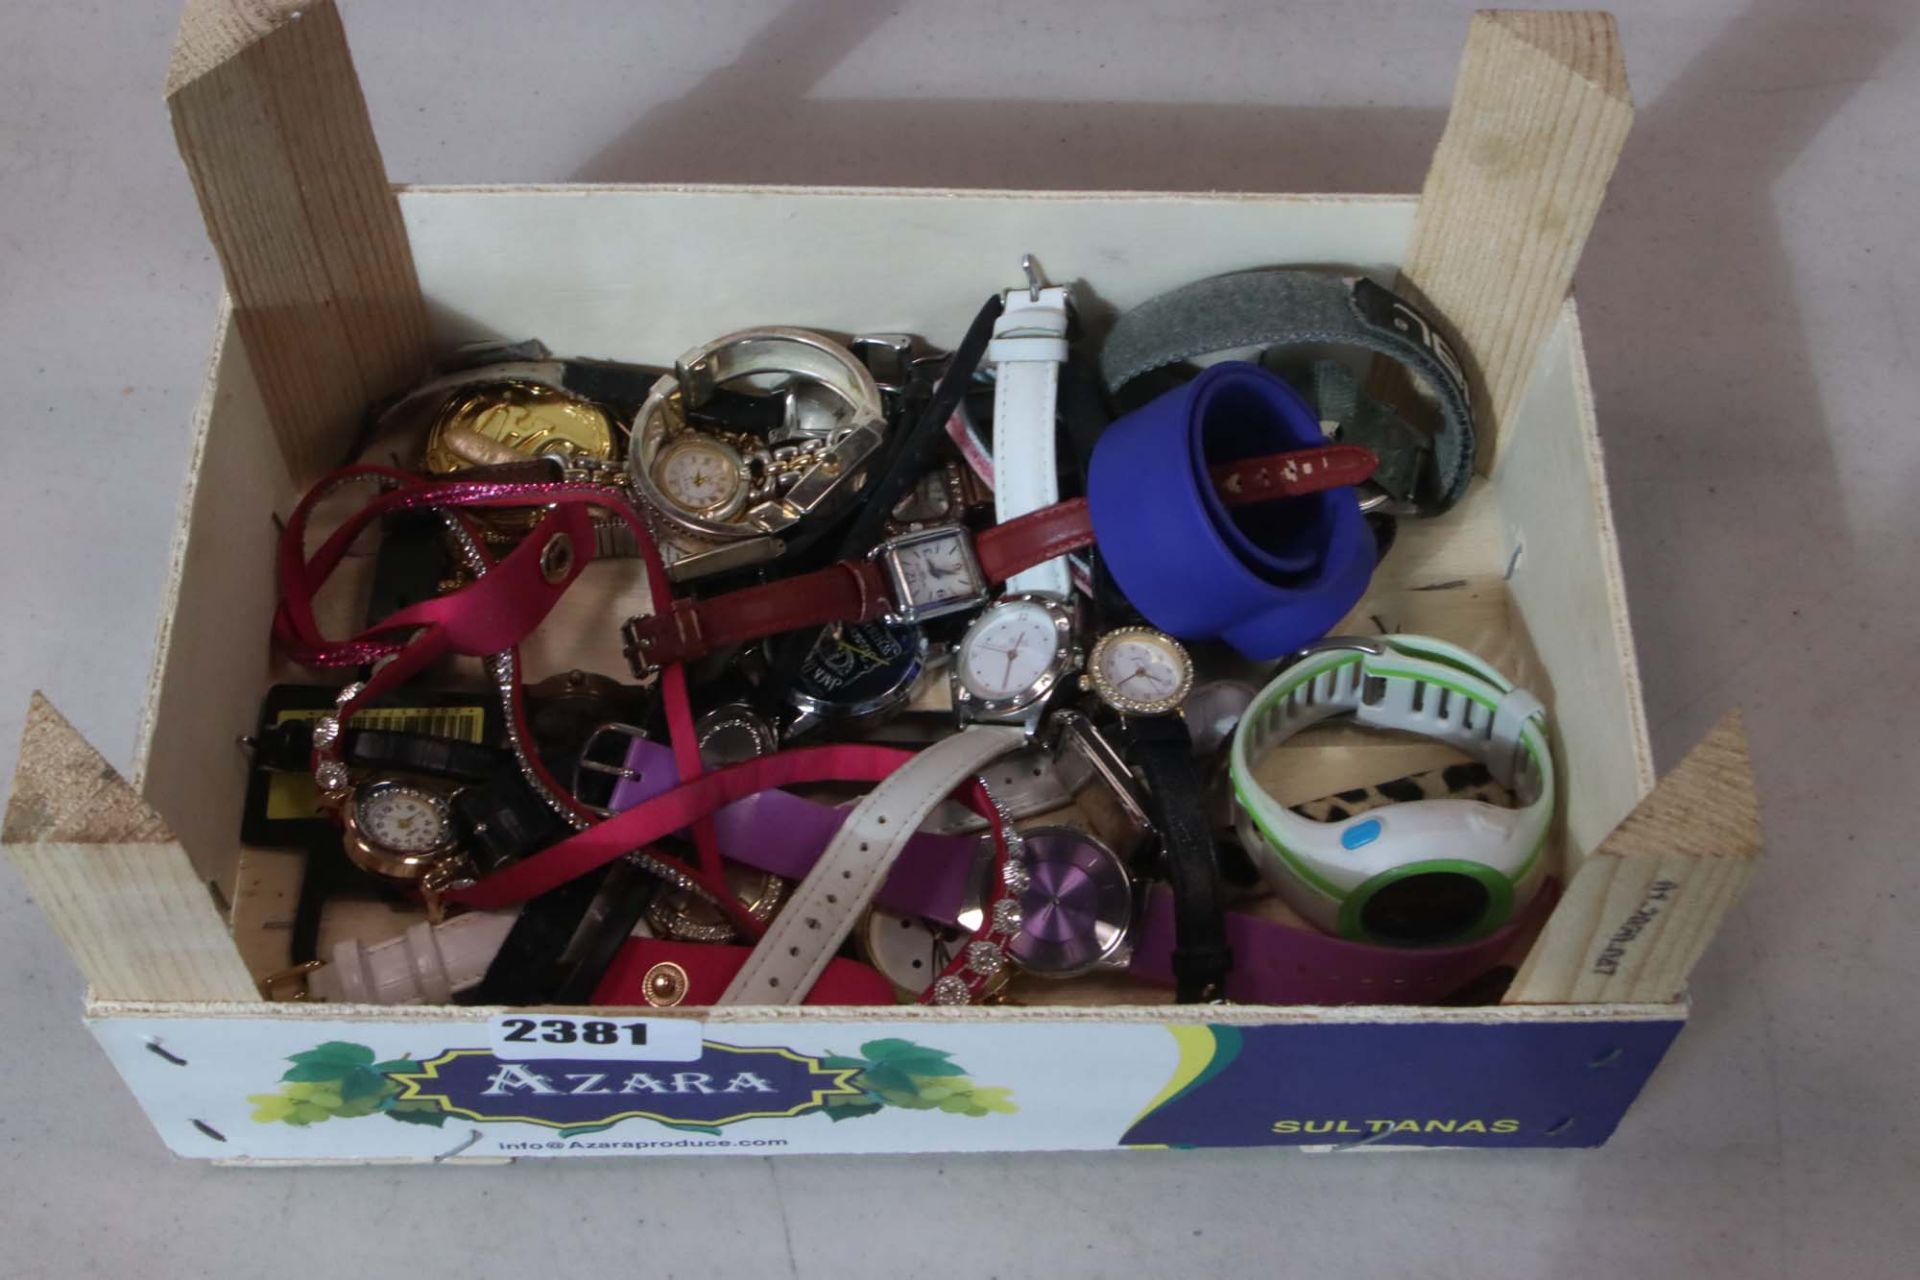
[259,959,325,1002]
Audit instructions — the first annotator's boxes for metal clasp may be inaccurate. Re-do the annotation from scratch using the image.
[259,959,325,1002]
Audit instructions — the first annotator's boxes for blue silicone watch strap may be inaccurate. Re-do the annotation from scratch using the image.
[1087,362,1373,660]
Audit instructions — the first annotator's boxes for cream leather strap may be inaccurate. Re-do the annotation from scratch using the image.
[988,284,1072,598]
[720,725,1026,1005]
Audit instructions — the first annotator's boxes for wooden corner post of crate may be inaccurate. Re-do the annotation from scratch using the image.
[1403,15,1761,999]
[166,0,433,484]
[3,695,259,1002]
[1401,10,1635,471]
[1506,711,1764,1004]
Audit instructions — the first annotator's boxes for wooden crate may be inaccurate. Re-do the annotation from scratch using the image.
[2,4,1761,1161]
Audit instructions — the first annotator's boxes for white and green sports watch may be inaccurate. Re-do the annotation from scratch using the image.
[1230,635,1554,946]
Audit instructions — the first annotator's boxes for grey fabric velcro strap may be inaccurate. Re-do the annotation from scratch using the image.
[1098,270,1476,516]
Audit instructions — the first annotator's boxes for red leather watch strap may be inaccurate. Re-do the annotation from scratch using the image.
[624,559,893,670]
[621,443,1375,670]
[973,497,1094,584]
[1209,442,1376,504]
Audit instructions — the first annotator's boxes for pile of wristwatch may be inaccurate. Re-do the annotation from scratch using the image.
[249,260,1559,1011]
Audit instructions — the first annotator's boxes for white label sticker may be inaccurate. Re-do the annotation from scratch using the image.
[487,1014,704,1063]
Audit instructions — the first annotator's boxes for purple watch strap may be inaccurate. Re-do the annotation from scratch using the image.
[1128,887,1535,1005]
[610,736,980,925]
[612,736,1535,1006]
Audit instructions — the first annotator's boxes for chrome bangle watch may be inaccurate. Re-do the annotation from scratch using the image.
[629,328,888,564]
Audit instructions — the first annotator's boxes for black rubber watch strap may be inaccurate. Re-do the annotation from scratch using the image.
[1125,714,1231,1002]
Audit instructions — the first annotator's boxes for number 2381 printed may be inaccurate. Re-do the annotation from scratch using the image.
[487,1015,703,1063]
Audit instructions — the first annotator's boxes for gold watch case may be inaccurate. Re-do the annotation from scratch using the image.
[422,380,617,476]
[1083,626,1195,716]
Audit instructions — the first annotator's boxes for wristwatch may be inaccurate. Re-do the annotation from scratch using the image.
[423,380,618,478]
[1231,635,1555,945]
[1100,269,1477,516]
[987,267,1073,597]
[623,440,1370,672]
[1083,625,1193,716]
[646,862,788,944]
[1081,625,1231,1002]
[628,328,887,552]
[340,778,469,912]
[784,618,930,739]
[951,593,1082,736]
[694,703,782,766]
[719,726,1031,1007]
[1087,361,1376,661]
[515,733,1538,1007]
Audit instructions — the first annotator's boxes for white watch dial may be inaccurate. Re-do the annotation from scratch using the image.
[892,532,978,609]
[652,437,745,517]
[1090,628,1193,715]
[958,599,1063,701]
[354,783,450,854]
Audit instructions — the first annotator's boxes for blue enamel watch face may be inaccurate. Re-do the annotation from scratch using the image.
[791,619,926,714]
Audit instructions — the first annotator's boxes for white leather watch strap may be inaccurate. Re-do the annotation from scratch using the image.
[988,285,1072,597]
[720,725,1026,1005]
[308,911,519,1005]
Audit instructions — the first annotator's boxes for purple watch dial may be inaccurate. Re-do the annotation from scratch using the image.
[1006,828,1135,977]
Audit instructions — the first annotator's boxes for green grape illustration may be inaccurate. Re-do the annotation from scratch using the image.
[247,1041,446,1129]
[820,1039,1017,1122]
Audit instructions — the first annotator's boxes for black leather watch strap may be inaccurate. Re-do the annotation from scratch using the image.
[1124,714,1231,1002]
[346,729,505,781]
[250,721,505,782]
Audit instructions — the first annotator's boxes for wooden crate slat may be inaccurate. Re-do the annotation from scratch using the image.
[1506,710,1762,1004]
[1401,10,1634,471]
[167,0,431,483]
[3,694,260,1003]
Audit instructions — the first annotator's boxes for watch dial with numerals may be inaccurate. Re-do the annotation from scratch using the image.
[794,619,925,707]
[890,530,981,611]
[957,598,1065,702]
[1088,627,1194,716]
[651,436,746,518]
[352,781,452,855]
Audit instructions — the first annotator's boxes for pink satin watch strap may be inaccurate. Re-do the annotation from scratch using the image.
[447,744,921,909]
[273,464,735,922]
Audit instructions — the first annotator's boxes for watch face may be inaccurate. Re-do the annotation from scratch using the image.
[860,909,968,997]
[647,866,787,943]
[424,381,616,474]
[1005,828,1135,977]
[957,598,1067,705]
[352,781,452,855]
[792,620,926,712]
[887,528,983,615]
[695,705,780,768]
[651,436,747,519]
[1088,627,1194,716]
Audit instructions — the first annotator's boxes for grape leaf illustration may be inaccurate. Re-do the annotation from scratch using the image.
[251,1043,438,1129]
